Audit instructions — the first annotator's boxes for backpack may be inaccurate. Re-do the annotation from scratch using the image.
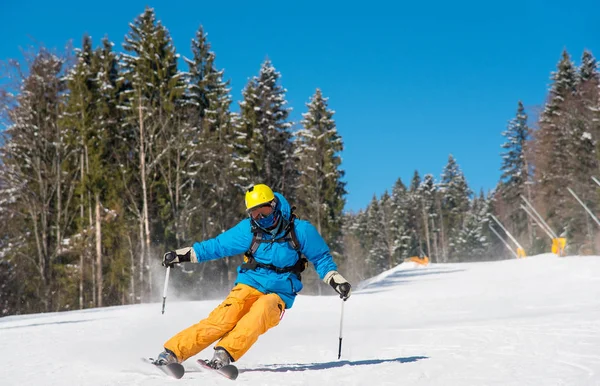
[240,207,308,280]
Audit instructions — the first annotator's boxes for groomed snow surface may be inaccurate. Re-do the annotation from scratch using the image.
[2,254,600,385]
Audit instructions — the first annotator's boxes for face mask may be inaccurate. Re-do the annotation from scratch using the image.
[256,211,277,229]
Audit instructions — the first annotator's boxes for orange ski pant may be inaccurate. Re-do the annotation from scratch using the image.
[163,283,285,362]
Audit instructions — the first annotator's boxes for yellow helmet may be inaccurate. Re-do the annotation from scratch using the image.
[245,184,275,210]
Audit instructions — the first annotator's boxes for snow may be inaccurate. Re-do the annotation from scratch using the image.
[2,254,600,385]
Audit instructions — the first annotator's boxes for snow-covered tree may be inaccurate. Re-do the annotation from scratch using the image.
[0,48,70,312]
[535,50,579,234]
[62,35,107,307]
[417,174,438,261]
[440,155,472,258]
[499,101,531,239]
[340,212,369,283]
[390,178,412,262]
[541,50,578,123]
[406,170,424,257]
[92,37,133,305]
[364,195,389,275]
[560,51,599,249]
[120,7,185,298]
[235,60,294,194]
[452,191,490,261]
[295,89,346,250]
[578,50,598,85]
[180,25,238,289]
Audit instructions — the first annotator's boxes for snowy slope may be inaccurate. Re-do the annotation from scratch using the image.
[2,254,600,385]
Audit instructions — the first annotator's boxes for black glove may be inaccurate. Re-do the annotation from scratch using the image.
[162,247,196,267]
[324,271,352,301]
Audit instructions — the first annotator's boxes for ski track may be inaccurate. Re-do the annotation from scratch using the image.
[1,255,600,385]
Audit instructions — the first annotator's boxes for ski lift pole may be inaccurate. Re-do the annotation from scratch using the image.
[520,204,555,241]
[488,225,519,259]
[337,300,345,359]
[520,195,558,239]
[489,214,524,251]
[567,187,600,228]
[161,266,171,315]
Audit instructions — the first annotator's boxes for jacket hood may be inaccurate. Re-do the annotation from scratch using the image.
[274,192,291,222]
[249,192,292,237]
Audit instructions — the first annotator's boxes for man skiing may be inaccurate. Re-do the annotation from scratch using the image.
[154,184,352,370]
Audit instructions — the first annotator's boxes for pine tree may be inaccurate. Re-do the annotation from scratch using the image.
[236,60,294,193]
[352,209,370,254]
[404,170,423,257]
[295,89,346,250]
[452,191,490,261]
[541,50,578,123]
[417,174,438,261]
[379,191,399,269]
[0,158,28,315]
[93,37,131,306]
[182,25,238,288]
[499,101,532,240]
[198,28,237,228]
[121,7,185,298]
[390,178,411,263]
[561,50,599,250]
[62,35,105,307]
[95,37,125,171]
[578,50,598,85]
[576,50,600,167]
[535,50,578,234]
[575,49,600,154]
[440,155,472,260]
[181,26,237,235]
[341,211,369,281]
[60,35,130,308]
[364,195,388,275]
[0,48,70,312]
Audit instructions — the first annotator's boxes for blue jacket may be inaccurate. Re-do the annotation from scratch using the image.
[191,193,338,308]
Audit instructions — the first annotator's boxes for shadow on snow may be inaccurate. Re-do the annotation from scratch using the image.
[356,267,464,294]
[240,356,429,373]
[0,318,105,330]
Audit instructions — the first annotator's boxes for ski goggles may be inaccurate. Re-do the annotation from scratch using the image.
[247,202,275,220]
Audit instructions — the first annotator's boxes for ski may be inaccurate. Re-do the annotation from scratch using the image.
[196,359,239,380]
[142,357,185,379]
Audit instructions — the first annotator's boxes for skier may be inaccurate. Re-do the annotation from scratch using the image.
[154,184,352,369]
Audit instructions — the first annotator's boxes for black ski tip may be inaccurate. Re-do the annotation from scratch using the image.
[197,359,239,380]
[164,363,185,379]
[221,364,239,380]
[143,357,185,379]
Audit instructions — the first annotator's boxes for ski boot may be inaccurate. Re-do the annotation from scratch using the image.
[146,348,185,379]
[205,347,232,369]
[153,348,178,366]
[197,347,238,380]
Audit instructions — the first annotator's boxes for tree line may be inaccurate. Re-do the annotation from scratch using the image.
[1,7,598,316]
[0,8,345,315]
[344,48,600,282]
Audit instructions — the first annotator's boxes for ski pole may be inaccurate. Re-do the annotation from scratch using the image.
[161,266,171,315]
[338,300,345,359]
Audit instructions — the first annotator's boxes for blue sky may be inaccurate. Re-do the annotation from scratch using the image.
[2,0,599,212]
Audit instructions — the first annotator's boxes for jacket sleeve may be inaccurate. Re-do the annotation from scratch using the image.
[297,221,338,279]
[192,219,253,262]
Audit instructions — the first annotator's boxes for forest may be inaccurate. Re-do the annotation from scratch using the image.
[1,7,598,316]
